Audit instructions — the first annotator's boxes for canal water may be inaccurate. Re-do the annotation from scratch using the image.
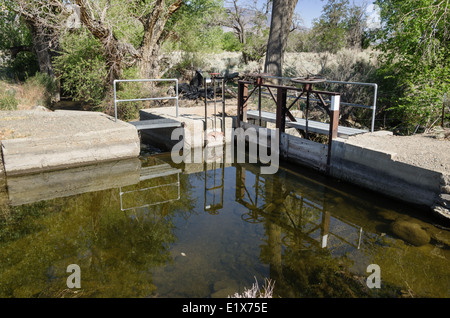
[0,148,449,298]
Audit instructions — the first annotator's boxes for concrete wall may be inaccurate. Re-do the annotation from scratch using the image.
[139,109,234,151]
[330,138,442,208]
[238,120,446,218]
[0,111,140,176]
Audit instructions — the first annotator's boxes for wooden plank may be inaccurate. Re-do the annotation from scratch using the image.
[246,110,367,137]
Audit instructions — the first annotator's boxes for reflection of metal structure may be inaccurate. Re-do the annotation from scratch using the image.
[203,156,225,215]
[234,164,364,250]
[236,166,267,224]
[119,163,181,211]
[204,73,226,136]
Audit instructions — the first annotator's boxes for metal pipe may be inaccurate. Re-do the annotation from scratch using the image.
[371,84,378,132]
[113,78,179,121]
[115,96,178,103]
[175,79,179,118]
[113,80,117,122]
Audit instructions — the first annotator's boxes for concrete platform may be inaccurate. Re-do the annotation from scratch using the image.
[138,106,235,151]
[0,109,140,176]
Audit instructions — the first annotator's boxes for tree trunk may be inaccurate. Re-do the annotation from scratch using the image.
[27,23,60,102]
[264,0,298,77]
[138,0,183,79]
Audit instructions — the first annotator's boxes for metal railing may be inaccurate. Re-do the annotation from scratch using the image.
[113,78,179,122]
[259,76,378,132]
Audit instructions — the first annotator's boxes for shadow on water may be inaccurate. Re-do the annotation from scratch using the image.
[0,145,449,298]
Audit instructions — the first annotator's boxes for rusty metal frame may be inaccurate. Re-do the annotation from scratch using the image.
[237,76,341,169]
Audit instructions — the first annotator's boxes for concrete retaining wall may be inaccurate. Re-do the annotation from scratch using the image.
[139,108,234,151]
[0,110,140,176]
[330,138,442,208]
[237,120,447,219]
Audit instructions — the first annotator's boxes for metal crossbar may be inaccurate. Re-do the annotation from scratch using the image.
[260,76,378,132]
[113,78,179,122]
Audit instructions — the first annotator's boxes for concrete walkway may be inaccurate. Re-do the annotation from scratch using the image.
[0,109,140,176]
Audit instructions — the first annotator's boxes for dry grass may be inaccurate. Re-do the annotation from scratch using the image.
[0,80,50,110]
[163,49,378,79]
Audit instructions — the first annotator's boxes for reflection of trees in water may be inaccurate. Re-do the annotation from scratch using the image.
[0,168,196,298]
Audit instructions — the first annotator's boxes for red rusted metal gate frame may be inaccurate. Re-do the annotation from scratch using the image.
[236,75,341,168]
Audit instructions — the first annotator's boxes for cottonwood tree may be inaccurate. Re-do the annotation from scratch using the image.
[75,0,183,82]
[264,0,298,77]
[6,0,185,83]
[1,0,67,79]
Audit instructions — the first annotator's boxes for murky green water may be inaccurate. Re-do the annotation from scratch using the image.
[0,150,449,298]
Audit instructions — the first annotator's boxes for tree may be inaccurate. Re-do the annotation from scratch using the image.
[6,0,185,83]
[1,0,65,80]
[74,0,183,82]
[374,0,450,132]
[264,0,298,77]
[221,0,270,63]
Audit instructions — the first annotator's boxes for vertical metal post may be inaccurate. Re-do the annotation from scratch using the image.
[213,76,217,131]
[175,79,179,118]
[222,78,225,133]
[320,211,331,248]
[275,87,287,136]
[204,77,208,132]
[257,76,263,126]
[327,94,340,170]
[371,84,377,132]
[113,80,118,122]
[237,81,248,127]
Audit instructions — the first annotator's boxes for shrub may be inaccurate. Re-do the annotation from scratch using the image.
[53,29,107,106]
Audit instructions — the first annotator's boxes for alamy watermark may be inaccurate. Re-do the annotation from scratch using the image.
[366,264,381,288]
[170,126,280,174]
[66,264,81,288]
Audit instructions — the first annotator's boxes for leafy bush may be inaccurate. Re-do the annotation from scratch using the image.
[53,29,107,106]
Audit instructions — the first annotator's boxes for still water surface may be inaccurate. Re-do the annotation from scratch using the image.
[0,151,449,298]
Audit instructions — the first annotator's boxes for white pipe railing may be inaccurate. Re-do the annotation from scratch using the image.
[113,78,179,122]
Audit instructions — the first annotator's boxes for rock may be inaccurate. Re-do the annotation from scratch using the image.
[378,210,400,221]
[211,287,239,298]
[31,105,51,112]
[390,220,431,246]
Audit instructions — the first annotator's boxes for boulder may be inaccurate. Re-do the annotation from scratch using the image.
[390,220,431,246]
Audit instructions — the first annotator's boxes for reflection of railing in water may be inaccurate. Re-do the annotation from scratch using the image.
[234,164,363,250]
[204,159,225,214]
[119,163,181,211]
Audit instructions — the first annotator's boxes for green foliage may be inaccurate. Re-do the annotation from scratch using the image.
[0,9,39,80]
[113,66,150,121]
[221,32,243,52]
[242,28,270,62]
[53,29,107,106]
[164,0,225,53]
[311,0,350,53]
[374,0,450,133]
[295,0,368,54]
